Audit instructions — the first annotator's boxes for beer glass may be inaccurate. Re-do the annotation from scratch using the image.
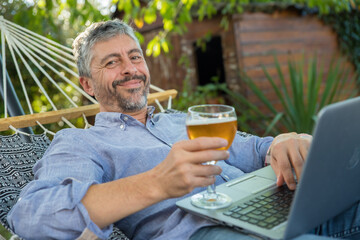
[186,104,237,209]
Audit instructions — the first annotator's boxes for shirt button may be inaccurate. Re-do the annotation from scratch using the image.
[120,124,125,130]
[123,116,128,121]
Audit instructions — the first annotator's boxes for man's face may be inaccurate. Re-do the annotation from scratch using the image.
[85,34,150,113]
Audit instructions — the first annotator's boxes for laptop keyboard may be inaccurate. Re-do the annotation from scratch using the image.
[223,185,294,229]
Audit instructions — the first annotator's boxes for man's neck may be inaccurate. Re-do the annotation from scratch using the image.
[125,107,148,125]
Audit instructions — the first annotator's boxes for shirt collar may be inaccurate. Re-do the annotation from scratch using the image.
[94,106,155,128]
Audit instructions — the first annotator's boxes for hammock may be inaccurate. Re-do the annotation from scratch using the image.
[0,15,177,135]
[0,16,177,239]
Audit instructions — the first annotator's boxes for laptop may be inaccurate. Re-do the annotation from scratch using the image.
[177,96,360,239]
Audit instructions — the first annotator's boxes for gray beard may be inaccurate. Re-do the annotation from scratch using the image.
[116,87,148,112]
[93,75,149,112]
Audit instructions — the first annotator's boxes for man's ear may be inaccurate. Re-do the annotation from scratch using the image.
[79,76,95,96]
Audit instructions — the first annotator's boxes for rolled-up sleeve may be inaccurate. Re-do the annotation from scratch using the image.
[7,130,113,240]
[227,132,273,173]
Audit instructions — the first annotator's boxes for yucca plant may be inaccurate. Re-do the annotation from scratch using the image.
[222,55,359,136]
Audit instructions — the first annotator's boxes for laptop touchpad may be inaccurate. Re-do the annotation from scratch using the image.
[227,175,276,194]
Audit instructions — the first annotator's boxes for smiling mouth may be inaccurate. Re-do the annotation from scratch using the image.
[112,75,146,89]
[118,79,142,88]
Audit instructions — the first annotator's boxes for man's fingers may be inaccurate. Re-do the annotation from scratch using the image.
[192,164,222,177]
[282,170,297,190]
[271,158,284,186]
[274,152,297,190]
[192,176,216,188]
[190,149,230,164]
[276,174,285,187]
[298,143,308,163]
[183,165,221,189]
[288,138,310,183]
[181,137,228,151]
[288,148,304,184]
[190,165,221,188]
[173,138,230,164]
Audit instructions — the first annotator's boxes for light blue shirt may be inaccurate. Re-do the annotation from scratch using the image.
[7,107,273,240]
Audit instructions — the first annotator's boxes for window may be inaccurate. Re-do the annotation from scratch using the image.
[194,36,225,86]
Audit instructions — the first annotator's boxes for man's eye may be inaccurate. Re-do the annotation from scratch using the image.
[105,60,119,68]
[131,56,142,61]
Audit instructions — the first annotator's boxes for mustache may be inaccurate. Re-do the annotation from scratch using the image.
[112,75,146,88]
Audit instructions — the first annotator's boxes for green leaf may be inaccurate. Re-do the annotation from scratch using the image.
[261,63,292,129]
[265,112,284,136]
[220,16,229,30]
[144,7,157,24]
[163,19,174,31]
[222,87,266,117]
[161,39,170,53]
[274,56,294,116]
[46,0,53,10]
[133,0,141,7]
[288,60,303,130]
[318,59,339,109]
[153,42,161,57]
[146,37,156,56]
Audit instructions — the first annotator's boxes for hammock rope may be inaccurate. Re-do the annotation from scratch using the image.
[1,17,8,118]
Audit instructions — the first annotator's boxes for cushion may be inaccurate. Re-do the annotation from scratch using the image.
[0,133,129,239]
[0,134,43,231]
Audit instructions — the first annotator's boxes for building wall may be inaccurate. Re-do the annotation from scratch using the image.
[233,10,355,113]
[140,9,356,112]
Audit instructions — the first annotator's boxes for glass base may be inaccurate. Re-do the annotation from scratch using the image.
[191,192,232,209]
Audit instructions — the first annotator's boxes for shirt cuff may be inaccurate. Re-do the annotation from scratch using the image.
[78,203,113,239]
[76,228,102,240]
[62,178,113,239]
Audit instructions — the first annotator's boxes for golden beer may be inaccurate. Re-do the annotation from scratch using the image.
[186,118,237,150]
[186,104,236,209]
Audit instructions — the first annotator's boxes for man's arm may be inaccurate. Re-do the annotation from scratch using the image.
[81,137,229,229]
[8,135,228,239]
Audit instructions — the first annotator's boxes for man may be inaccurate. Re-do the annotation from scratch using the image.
[7,19,360,240]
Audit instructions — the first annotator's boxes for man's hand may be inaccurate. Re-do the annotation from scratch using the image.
[151,137,229,199]
[268,132,312,190]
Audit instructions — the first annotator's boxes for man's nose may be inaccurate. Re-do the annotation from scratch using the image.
[121,59,137,76]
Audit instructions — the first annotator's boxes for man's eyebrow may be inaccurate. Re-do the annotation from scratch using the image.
[99,49,142,65]
[100,53,121,65]
[128,48,143,55]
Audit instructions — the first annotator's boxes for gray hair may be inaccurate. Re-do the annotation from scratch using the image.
[72,19,141,78]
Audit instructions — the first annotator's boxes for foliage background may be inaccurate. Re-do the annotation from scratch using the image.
[1,0,359,135]
[322,9,360,84]
[117,0,360,59]
[0,0,110,133]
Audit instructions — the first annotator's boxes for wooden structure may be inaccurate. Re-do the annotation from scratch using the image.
[0,89,177,132]
[133,8,356,112]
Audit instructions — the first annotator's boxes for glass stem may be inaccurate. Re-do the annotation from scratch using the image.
[205,182,217,200]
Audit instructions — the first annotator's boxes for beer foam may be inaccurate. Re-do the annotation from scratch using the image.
[186,117,237,126]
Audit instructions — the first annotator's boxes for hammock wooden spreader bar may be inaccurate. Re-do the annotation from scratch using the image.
[0,89,177,131]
